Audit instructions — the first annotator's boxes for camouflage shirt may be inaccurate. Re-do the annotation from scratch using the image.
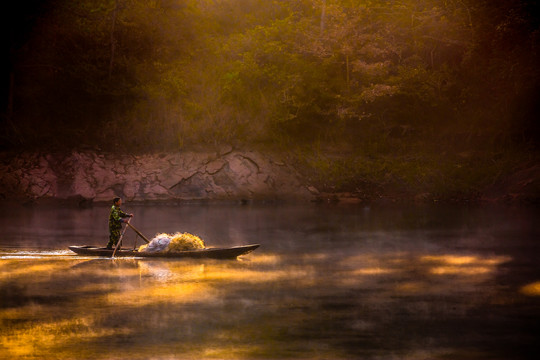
[108,205,129,231]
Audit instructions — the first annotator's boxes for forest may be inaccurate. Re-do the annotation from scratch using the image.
[2,0,539,200]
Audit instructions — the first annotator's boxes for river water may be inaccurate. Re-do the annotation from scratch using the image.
[0,202,538,359]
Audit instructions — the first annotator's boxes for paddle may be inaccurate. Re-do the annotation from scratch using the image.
[112,217,131,257]
[127,223,150,243]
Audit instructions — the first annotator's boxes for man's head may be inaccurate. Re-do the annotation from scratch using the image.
[113,197,122,206]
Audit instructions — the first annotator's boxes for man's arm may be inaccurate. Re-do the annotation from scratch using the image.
[118,208,133,219]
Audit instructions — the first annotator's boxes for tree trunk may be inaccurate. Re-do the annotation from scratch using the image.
[108,0,119,80]
[346,54,350,91]
[7,72,14,121]
[320,0,326,34]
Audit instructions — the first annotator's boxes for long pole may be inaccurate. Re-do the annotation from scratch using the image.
[112,217,131,257]
[127,223,150,243]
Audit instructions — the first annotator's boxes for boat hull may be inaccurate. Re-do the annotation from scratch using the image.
[68,244,259,259]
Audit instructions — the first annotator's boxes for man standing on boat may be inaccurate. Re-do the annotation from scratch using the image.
[107,197,133,249]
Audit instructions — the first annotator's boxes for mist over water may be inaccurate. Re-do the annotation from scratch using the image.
[1,203,538,359]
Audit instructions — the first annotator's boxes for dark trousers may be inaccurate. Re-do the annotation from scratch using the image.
[107,228,121,249]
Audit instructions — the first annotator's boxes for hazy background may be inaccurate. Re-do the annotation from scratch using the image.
[3,0,539,149]
[1,0,539,200]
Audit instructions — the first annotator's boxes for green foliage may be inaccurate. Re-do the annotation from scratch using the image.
[3,0,538,157]
[293,143,533,202]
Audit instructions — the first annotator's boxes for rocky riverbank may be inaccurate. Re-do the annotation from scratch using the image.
[0,149,316,204]
[0,149,538,206]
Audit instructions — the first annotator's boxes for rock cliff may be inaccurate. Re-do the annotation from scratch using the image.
[0,150,315,203]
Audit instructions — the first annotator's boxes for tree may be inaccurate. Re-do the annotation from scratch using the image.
[2,0,538,151]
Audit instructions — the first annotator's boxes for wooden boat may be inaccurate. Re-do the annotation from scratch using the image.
[68,244,260,259]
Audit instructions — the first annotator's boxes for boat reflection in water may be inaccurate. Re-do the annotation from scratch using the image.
[0,203,538,359]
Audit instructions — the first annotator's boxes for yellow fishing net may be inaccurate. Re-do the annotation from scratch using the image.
[138,244,148,251]
[168,232,205,251]
[138,232,205,253]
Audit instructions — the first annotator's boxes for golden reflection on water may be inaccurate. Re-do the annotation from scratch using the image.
[420,254,510,265]
[350,267,397,275]
[0,250,521,359]
[520,281,540,296]
[421,254,511,276]
[106,280,216,307]
[336,252,512,295]
[1,314,127,358]
[0,254,321,359]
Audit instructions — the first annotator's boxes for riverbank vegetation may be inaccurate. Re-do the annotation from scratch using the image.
[2,0,539,201]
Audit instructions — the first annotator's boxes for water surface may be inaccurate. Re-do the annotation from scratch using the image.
[0,203,538,359]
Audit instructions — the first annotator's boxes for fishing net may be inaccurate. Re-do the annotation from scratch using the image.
[138,233,171,253]
[138,232,205,253]
[168,232,205,251]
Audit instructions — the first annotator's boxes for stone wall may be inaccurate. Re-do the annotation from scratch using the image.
[0,150,316,203]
